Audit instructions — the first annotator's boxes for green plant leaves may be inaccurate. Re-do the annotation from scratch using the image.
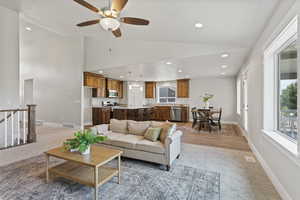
[63,130,108,153]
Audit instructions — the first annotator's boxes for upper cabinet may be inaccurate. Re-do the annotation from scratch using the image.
[118,81,124,98]
[107,79,123,98]
[107,79,119,90]
[84,72,105,88]
[177,79,190,98]
[145,82,156,98]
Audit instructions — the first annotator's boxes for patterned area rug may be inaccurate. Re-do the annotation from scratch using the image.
[0,155,220,200]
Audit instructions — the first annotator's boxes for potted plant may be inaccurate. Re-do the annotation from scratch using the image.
[201,93,214,108]
[64,130,107,155]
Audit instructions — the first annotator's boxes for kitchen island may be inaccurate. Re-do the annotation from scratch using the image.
[92,105,189,125]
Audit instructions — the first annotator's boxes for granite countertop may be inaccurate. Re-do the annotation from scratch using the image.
[112,106,152,110]
[92,104,189,109]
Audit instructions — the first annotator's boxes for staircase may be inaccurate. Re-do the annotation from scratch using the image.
[0,105,36,149]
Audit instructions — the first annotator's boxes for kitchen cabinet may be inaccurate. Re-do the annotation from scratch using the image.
[84,72,105,88]
[92,77,107,98]
[145,82,156,98]
[152,106,189,122]
[177,79,190,98]
[107,79,123,98]
[153,106,171,121]
[118,81,123,98]
[107,79,119,90]
[112,108,152,121]
[92,107,111,125]
[181,107,189,122]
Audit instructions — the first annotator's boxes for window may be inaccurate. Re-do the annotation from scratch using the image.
[263,16,298,155]
[158,87,176,103]
[277,42,298,140]
[237,79,241,115]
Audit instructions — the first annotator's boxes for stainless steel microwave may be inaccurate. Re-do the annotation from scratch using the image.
[108,90,118,98]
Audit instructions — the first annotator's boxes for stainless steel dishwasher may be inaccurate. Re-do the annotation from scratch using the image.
[170,106,182,121]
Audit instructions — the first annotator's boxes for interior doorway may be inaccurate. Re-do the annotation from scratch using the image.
[23,79,34,106]
[243,78,248,132]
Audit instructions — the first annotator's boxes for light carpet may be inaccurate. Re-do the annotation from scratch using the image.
[0,155,220,200]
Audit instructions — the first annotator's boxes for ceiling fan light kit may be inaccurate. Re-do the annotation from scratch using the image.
[73,0,150,38]
[100,17,120,31]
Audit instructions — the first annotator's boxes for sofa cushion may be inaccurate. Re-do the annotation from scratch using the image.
[135,140,165,154]
[110,119,128,134]
[150,121,165,127]
[102,132,125,145]
[109,134,143,149]
[144,127,162,142]
[128,121,151,136]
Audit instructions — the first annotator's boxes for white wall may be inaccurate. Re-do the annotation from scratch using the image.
[20,20,84,127]
[190,77,236,122]
[237,1,300,199]
[0,6,19,109]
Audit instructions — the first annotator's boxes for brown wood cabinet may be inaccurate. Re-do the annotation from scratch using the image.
[107,79,123,98]
[84,72,105,88]
[107,79,118,90]
[118,81,123,98]
[92,77,106,98]
[145,82,156,98]
[177,79,190,98]
[153,106,171,121]
[181,107,189,122]
[92,107,111,125]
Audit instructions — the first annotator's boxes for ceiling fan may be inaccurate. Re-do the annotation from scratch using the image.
[73,0,150,38]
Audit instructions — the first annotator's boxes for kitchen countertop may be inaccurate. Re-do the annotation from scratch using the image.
[92,104,189,109]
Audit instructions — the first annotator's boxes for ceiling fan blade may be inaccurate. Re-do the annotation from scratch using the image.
[120,17,149,25]
[73,0,99,13]
[111,0,128,13]
[112,28,122,38]
[77,19,100,27]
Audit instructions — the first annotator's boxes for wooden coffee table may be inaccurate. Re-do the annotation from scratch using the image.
[45,145,122,200]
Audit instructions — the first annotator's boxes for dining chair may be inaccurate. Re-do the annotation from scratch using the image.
[211,108,222,130]
[191,107,198,128]
[197,109,212,132]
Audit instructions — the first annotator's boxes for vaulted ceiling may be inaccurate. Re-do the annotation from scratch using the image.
[0,0,280,80]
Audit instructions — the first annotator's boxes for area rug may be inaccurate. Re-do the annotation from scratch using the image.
[0,155,220,200]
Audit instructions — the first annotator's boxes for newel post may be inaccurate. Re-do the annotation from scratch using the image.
[27,104,37,143]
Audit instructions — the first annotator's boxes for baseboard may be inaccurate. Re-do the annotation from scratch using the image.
[42,122,80,129]
[43,122,63,128]
[248,139,293,200]
[236,124,249,141]
[84,121,93,126]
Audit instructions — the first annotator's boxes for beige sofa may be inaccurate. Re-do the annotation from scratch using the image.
[91,119,182,170]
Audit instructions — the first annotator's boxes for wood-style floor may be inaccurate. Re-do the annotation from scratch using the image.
[176,122,251,152]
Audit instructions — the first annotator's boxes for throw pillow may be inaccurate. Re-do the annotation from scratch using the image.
[144,127,162,142]
[128,121,151,136]
[110,119,128,134]
[159,123,176,143]
[89,127,98,135]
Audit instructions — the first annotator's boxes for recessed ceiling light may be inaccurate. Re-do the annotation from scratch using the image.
[221,53,230,58]
[178,69,182,73]
[98,70,103,74]
[166,62,172,65]
[120,75,124,78]
[195,23,203,29]
[25,27,32,31]
[220,72,226,75]
[221,65,228,69]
